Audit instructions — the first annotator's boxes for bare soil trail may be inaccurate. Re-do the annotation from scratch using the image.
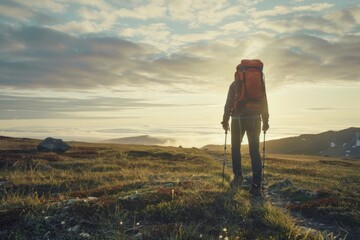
[207,151,356,240]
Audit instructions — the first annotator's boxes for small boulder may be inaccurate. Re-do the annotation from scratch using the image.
[37,137,71,153]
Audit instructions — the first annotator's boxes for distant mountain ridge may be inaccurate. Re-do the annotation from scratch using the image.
[101,135,175,146]
[202,127,360,159]
[264,127,360,158]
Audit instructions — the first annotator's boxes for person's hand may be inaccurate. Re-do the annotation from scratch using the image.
[221,121,229,131]
[262,122,269,132]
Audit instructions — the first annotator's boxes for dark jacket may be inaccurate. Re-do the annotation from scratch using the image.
[223,80,269,123]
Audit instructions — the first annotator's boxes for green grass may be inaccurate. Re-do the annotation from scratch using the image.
[0,138,359,239]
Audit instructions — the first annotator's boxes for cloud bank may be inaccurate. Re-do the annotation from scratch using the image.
[1,25,359,92]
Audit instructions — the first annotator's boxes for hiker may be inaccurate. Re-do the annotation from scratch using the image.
[221,59,269,195]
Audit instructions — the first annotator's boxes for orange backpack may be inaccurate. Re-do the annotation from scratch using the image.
[233,59,266,114]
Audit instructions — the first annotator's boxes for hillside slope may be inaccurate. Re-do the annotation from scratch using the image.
[101,135,175,145]
[265,127,360,158]
[203,128,360,158]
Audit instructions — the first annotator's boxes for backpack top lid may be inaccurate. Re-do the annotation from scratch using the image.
[236,59,263,72]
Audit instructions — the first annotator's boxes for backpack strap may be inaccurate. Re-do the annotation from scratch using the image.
[242,71,248,99]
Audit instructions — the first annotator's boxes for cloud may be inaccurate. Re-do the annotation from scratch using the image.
[117,0,166,20]
[0,0,65,26]
[0,92,182,120]
[0,24,240,91]
[220,21,250,32]
[1,24,360,94]
[61,0,110,9]
[14,0,66,13]
[0,1,34,21]
[0,25,166,89]
[237,0,262,6]
[306,107,340,111]
[119,23,171,50]
[1,2,360,93]
[254,4,360,36]
[257,15,356,36]
[258,34,360,85]
[51,21,104,34]
[120,23,170,39]
[349,5,360,24]
[45,0,242,35]
[170,31,225,47]
[47,3,118,34]
[250,3,334,18]
[168,0,240,27]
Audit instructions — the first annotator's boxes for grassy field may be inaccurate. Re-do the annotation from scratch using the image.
[0,137,359,239]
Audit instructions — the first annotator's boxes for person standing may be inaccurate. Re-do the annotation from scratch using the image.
[221,59,269,195]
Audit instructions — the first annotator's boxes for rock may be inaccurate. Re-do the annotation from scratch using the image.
[119,193,141,201]
[79,232,90,238]
[65,198,82,205]
[163,182,174,187]
[0,181,7,187]
[305,190,318,198]
[37,137,71,153]
[67,225,80,232]
[134,232,143,240]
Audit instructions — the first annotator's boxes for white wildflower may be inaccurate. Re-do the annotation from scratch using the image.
[223,227,227,232]
[67,225,80,232]
[79,232,90,238]
[61,221,65,225]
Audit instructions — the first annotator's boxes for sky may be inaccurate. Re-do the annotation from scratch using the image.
[0,0,360,148]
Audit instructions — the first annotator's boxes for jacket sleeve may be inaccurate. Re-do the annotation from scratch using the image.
[261,87,269,123]
[223,83,235,123]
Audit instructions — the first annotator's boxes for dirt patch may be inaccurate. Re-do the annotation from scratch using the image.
[319,160,353,166]
[0,150,66,169]
[69,184,124,198]
[127,150,152,158]
[127,150,187,160]
[65,148,99,159]
[0,207,26,227]
[286,198,338,214]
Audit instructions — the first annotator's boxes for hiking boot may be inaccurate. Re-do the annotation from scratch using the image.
[230,175,243,189]
[249,187,262,196]
[249,183,263,197]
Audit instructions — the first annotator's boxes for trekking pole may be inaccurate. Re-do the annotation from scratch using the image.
[262,131,266,188]
[222,130,228,186]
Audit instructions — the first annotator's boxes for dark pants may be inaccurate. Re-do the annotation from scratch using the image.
[231,116,262,188]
